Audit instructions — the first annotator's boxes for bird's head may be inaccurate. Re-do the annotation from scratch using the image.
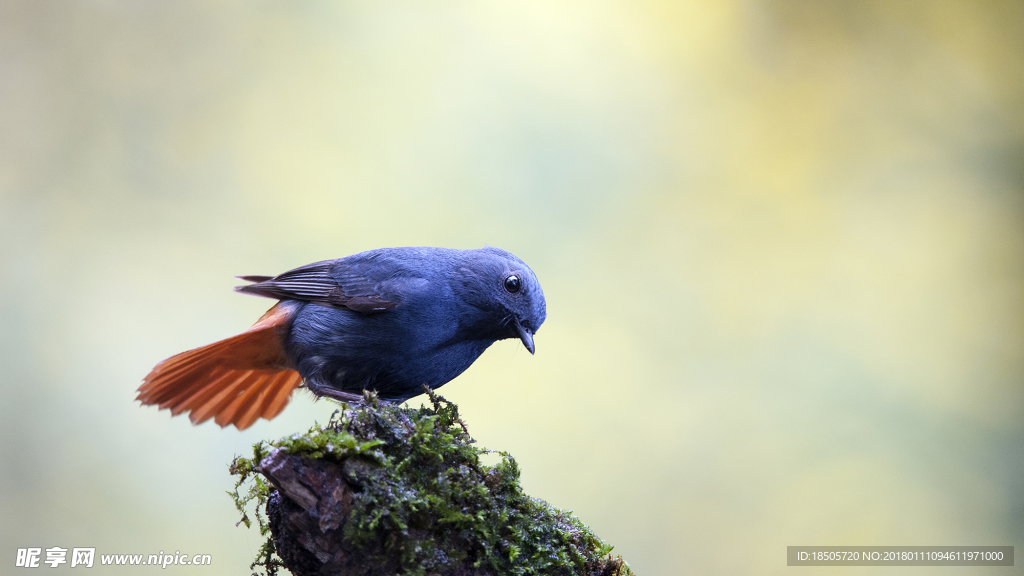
[455,247,546,354]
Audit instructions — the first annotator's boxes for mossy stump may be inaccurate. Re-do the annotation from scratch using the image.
[229,390,632,576]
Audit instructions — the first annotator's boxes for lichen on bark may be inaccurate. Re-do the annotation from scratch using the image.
[229,389,632,576]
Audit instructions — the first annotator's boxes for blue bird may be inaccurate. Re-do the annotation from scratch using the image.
[137,247,546,429]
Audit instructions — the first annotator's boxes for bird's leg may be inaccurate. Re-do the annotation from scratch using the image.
[305,376,366,404]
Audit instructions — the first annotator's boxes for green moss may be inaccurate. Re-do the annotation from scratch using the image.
[230,390,632,576]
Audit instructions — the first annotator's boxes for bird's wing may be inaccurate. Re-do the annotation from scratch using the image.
[234,259,399,313]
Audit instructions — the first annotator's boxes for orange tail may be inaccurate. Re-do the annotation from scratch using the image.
[137,302,303,430]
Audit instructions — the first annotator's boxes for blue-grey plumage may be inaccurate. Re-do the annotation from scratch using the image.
[138,246,546,429]
[249,246,546,402]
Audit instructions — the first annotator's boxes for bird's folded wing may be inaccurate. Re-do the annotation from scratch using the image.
[234,260,398,313]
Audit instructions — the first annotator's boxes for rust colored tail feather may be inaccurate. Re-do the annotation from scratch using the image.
[137,303,303,430]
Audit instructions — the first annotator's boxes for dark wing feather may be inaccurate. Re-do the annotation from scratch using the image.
[234,260,398,313]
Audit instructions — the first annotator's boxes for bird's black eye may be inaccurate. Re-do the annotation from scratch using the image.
[504,275,521,293]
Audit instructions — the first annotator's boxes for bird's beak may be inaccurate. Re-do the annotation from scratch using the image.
[514,321,535,355]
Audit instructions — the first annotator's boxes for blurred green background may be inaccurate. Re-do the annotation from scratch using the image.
[2,1,1022,574]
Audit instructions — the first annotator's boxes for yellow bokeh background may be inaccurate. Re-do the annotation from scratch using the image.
[1,2,1021,574]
